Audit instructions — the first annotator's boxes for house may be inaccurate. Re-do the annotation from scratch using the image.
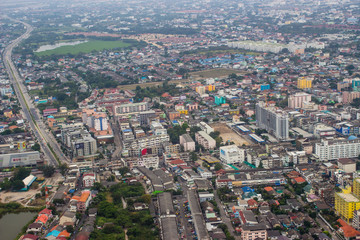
[134,203,148,210]
[241,223,267,240]
[82,173,96,188]
[286,199,302,210]
[247,199,258,209]
[287,229,301,240]
[318,233,331,240]
[88,208,97,217]
[59,211,77,226]
[27,223,42,234]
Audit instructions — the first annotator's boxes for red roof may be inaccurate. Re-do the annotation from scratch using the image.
[39,208,52,216]
[294,177,306,184]
[264,186,274,192]
[43,108,58,112]
[169,159,186,165]
[338,219,360,238]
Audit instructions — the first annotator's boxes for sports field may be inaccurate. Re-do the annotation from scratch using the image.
[211,123,251,146]
[35,40,132,56]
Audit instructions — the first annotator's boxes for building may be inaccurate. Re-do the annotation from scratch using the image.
[335,186,360,222]
[288,92,311,109]
[241,223,267,240]
[297,77,312,89]
[0,151,41,168]
[77,191,92,212]
[82,109,109,131]
[198,121,214,134]
[140,154,160,169]
[82,173,96,188]
[195,131,216,150]
[342,91,360,104]
[256,102,289,140]
[196,86,206,95]
[338,158,356,173]
[113,102,149,115]
[215,96,226,106]
[314,124,336,138]
[180,134,196,151]
[219,145,245,164]
[315,139,360,161]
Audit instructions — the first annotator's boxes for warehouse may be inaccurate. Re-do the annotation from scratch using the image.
[0,151,41,168]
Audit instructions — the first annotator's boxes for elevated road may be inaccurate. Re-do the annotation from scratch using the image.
[2,17,70,166]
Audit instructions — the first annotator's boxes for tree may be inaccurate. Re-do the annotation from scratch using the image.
[41,165,55,177]
[13,167,30,181]
[31,143,41,151]
[59,163,68,176]
[190,152,198,162]
[12,180,25,190]
[214,162,223,171]
[66,225,74,233]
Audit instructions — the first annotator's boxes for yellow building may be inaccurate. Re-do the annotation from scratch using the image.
[196,86,206,95]
[353,178,360,198]
[207,85,216,92]
[335,186,360,222]
[297,77,312,89]
[178,109,188,115]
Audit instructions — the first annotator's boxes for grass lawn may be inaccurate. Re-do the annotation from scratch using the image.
[35,40,132,56]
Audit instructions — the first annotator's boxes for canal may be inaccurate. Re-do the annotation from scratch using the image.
[0,212,37,240]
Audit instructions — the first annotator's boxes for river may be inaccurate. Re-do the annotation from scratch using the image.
[0,212,37,240]
[35,40,87,52]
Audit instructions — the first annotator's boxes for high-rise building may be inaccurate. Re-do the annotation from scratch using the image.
[113,102,149,115]
[215,96,226,106]
[255,102,289,140]
[297,77,312,89]
[219,145,245,164]
[288,92,312,109]
[196,86,206,95]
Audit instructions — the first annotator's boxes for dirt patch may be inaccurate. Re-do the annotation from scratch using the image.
[211,123,250,146]
[190,68,245,80]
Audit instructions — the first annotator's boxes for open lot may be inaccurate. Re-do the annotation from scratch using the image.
[35,40,132,57]
[190,68,244,80]
[211,123,251,146]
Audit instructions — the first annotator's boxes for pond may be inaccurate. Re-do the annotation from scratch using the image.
[35,40,87,52]
[0,212,37,240]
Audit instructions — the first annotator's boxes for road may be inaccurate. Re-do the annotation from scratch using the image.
[213,191,241,240]
[2,16,70,166]
[110,119,123,159]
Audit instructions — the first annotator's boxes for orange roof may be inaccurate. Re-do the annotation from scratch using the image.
[50,225,58,231]
[294,177,306,183]
[338,219,360,238]
[9,126,18,130]
[264,187,274,192]
[58,230,71,238]
[36,214,49,224]
[79,191,90,203]
[71,196,81,202]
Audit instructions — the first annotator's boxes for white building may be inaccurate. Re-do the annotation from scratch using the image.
[219,145,245,164]
[140,154,160,169]
[198,121,214,134]
[315,139,360,161]
[314,124,336,138]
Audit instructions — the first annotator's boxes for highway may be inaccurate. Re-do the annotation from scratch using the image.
[2,16,70,166]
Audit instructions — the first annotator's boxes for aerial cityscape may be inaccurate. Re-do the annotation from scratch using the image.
[0,0,360,239]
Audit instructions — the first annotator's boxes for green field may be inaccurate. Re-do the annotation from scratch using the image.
[35,40,132,56]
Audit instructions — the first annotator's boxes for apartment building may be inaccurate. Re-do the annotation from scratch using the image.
[315,139,360,161]
[195,131,216,150]
[256,102,289,140]
[241,224,267,240]
[113,102,149,115]
[288,92,311,109]
[180,134,195,151]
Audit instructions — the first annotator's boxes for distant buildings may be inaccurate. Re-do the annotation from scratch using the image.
[335,181,360,222]
[219,145,245,164]
[255,102,289,140]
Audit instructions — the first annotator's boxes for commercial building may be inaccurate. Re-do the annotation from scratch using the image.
[314,124,336,138]
[195,131,216,150]
[315,139,360,161]
[288,92,311,109]
[180,134,195,151]
[0,151,41,168]
[82,173,96,188]
[255,102,289,140]
[196,86,206,95]
[219,145,245,164]
[297,77,312,89]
